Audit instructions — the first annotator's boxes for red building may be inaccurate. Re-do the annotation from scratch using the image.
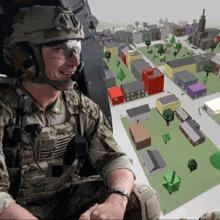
[108,87,124,105]
[142,68,164,95]
[216,35,220,45]
[121,46,131,66]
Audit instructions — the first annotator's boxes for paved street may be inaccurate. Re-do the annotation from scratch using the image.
[111,38,220,219]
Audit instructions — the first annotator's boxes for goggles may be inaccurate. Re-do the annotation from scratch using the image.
[42,40,81,59]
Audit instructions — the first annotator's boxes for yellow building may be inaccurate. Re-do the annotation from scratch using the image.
[103,41,119,58]
[126,50,143,70]
[165,57,197,79]
[156,94,181,115]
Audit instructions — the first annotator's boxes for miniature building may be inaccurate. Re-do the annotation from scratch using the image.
[130,59,152,82]
[216,35,220,44]
[141,150,166,176]
[101,34,114,45]
[165,57,197,79]
[167,22,179,34]
[121,46,132,66]
[175,107,192,122]
[139,30,152,42]
[191,10,214,50]
[104,70,116,88]
[193,53,215,72]
[126,50,143,70]
[156,94,181,115]
[150,28,161,41]
[204,97,220,116]
[112,30,133,44]
[180,120,205,146]
[142,68,164,95]
[174,70,198,90]
[173,26,185,37]
[159,26,169,40]
[103,60,109,70]
[103,41,119,58]
[211,55,220,77]
[187,83,207,99]
[120,81,145,102]
[129,123,151,150]
[108,86,124,105]
[133,31,142,44]
[184,23,193,36]
[127,104,151,124]
[206,27,220,39]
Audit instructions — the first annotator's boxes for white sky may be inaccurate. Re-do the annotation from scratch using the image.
[88,0,220,25]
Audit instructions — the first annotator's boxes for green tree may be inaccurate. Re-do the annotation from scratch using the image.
[188,159,197,172]
[157,45,165,56]
[117,67,126,81]
[210,42,217,52]
[170,35,176,44]
[175,42,182,53]
[143,22,148,28]
[104,51,111,62]
[163,108,174,126]
[162,133,170,145]
[187,50,194,56]
[116,60,120,68]
[135,21,139,29]
[173,51,178,58]
[112,26,115,33]
[152,54,158,61]
[145,39,151,49]
[204,65,213,77]
[203,76,208,85]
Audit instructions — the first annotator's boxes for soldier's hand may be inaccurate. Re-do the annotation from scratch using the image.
[78,203,99,220]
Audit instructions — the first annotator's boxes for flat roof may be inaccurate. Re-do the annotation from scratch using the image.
[188,83,207,92]
[158,94,180,105]
[204,97,220,111]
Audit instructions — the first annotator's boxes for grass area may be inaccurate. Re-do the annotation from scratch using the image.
[137,43,194,66]
[121,108,220,215]
[204,46,220,54]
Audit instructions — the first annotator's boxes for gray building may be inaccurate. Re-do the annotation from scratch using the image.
[193,53,216,72]
[174,70,198,90]
[120,81,146,102]
[133,31,143,44]
[206,27,220,39]
[176,107,192,122]
[141,150,166,176]
[180,120,205,146]
[118,43,132,57]
[130,59,152,82]
[191,23,199,35]
[139,30,152,42]
[127,104,151,124]
[159,26,169,40]
[112,30,133,44]
[150,28,161,41]
[146,24,158,30]
[167,22,179,34]
[104,70,116,88]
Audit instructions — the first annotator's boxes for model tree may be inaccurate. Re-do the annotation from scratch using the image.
[173,51,178,58]
[143,22,148,28]
[188,159,197,172]
[104,51,111,62]
[152,54,158,61]
[163,108,174,126]
[210,42,217,52]
[175,42,182,53]
[204,65,213,77]
[116,60,120,68]
[170,35,176,45]
[145,39,151,49]
[210,150,220,170]
[187,50,194,56]
[158,45,165,56]
[135,21,139,29]
[203,76,208,85]
[117,67,126,81]
[112,26,115,33]
[162,133,170,145]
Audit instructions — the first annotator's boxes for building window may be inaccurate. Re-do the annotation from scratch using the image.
[131,92,134,95]
[114,98,118,101]
[138,95,140,98]
[127,94,129,97]
[138,91,140,94]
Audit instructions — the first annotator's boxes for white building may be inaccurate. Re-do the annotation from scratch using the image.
[204,97,220,116]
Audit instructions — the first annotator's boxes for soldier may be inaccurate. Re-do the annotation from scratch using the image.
[0,5,161,220]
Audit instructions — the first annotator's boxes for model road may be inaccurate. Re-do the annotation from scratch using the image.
[110,37,220,219]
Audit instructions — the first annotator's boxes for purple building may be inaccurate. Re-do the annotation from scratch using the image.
[187,83,207,99]
[184,24,193,35]
[101,35,114,45]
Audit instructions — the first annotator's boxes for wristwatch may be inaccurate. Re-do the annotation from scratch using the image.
[109,187,130,200]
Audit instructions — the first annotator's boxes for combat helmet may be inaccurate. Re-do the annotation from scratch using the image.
[3,5,85,90]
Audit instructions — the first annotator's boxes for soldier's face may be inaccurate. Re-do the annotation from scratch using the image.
[41,40,81,91]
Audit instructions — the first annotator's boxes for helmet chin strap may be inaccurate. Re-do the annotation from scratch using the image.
[25,43,84,91]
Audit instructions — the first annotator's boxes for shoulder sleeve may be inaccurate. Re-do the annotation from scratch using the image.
[0,100,13,195]
[78,92,136,182]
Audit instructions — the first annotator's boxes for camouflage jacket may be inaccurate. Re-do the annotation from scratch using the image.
[0,79,135,214]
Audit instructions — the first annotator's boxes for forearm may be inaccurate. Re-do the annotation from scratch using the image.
[0,202,38,220]
[106,168,135,205]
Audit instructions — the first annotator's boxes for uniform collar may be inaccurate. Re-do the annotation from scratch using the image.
[15,79,69,115]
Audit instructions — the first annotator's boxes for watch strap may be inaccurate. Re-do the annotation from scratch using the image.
[109,187,130,200]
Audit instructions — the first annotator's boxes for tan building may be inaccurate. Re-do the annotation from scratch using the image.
[126,50,143,70]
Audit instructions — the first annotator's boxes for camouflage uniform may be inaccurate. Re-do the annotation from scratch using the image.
[0,79,161,220]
